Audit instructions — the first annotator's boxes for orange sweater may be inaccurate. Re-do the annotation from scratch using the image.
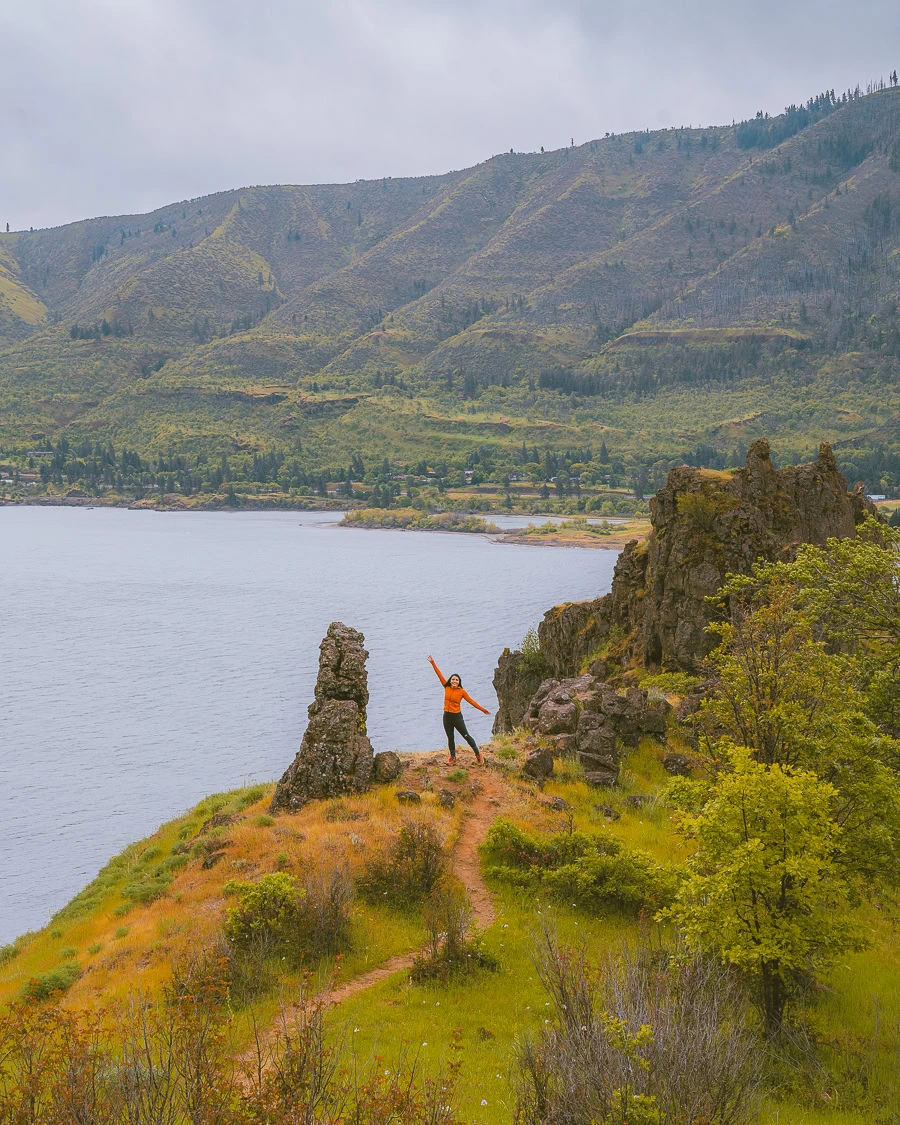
[429,658,489,714]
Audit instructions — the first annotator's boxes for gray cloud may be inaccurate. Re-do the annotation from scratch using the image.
[2,0,897,230]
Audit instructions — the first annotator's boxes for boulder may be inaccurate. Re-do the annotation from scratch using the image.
[438,789,456,809]
[522,746,554,781]
[395,790,421,805]
[575,713,617,756]
[662,753,691,776]
[539,597,610,680]
[583,765,619,788]
[594,804,621,820]
[536,698,578,735]
[577,751,620,774]
[372,751,402,783]
[270,623,374,813]
[549,733,578,756]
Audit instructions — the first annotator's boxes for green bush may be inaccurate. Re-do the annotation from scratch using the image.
[358,820,446,909]
[224,872,299,951]
[122,850,189,906]
[411,875,500,983]
[22,962,81,1001]
[481,819,677,913]
[639,671,705,695]
[255,814,275,827]
[0,932,35,966]
[521,627,550,677]
[676,489,738,535]
[224,868,353,966]
[342,508,499,534]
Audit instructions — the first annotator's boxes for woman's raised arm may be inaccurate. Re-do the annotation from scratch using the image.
[428,655,446,684]
[462,690,490,714]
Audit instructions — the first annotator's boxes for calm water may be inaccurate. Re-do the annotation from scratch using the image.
[0,507,617,943]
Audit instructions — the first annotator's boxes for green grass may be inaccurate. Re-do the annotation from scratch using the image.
[1,750,898,1121]
[335,886,634,1124]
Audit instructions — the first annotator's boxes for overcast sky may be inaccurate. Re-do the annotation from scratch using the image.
[2,0,898,232]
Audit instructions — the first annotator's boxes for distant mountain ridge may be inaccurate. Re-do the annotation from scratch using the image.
[1,84,899,488]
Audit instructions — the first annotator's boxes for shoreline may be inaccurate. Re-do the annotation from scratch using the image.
[2,497,648,549]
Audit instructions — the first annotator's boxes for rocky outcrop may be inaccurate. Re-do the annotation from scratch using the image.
[522,442,874,689]
[270,623,374,813]
[492,649,547,734]
[518,674,670,786]
[616,440,875,671]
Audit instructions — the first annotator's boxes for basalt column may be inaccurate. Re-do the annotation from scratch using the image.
[270,622,374,813]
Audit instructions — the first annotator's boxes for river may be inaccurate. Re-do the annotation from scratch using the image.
[0,507,618,942]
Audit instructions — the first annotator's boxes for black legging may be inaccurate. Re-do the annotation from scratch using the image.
[443,711,480,758]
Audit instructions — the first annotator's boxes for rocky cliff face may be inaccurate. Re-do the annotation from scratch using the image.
[495,441,875,730]
[491,649,548,734]
[270,622,375,812]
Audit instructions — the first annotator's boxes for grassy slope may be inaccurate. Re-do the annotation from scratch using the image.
[3,737,898,1122]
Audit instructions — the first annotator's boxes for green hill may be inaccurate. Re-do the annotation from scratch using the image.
[2,85,900,493]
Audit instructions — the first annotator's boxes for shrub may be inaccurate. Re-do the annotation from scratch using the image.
[0,932,35,967]
[255,814,275,827]
[114,926,130,939]
[639,671,705,695]
[87,943,102,955]
[358,819,446,909]
[482,819,677,913]
[514,928,762,1125]
[411,876,500,983]
[22,962,81,1001]
[225,868,353,967]
[521,627,550,677]
[446,768,468,783]
[122,874,171,905]
[677,489,739,535]
[224,872,300,953]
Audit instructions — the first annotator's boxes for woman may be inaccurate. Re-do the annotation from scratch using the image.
[428,655,490,765]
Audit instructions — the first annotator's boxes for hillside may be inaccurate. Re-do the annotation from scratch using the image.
[1,85,900,495]
[2,747,898,1123]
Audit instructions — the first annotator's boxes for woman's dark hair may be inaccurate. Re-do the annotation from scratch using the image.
[445,673,462,688]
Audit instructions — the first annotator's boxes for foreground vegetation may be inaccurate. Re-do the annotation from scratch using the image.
[1,520,898,1122]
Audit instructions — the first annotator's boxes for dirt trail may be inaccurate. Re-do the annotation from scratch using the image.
[325,763,506,1005]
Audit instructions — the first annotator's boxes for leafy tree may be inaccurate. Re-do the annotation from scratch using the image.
[700,574,900,885]
[700,579,860,769]
[715,518,900,735]
[664,750,861,1034]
